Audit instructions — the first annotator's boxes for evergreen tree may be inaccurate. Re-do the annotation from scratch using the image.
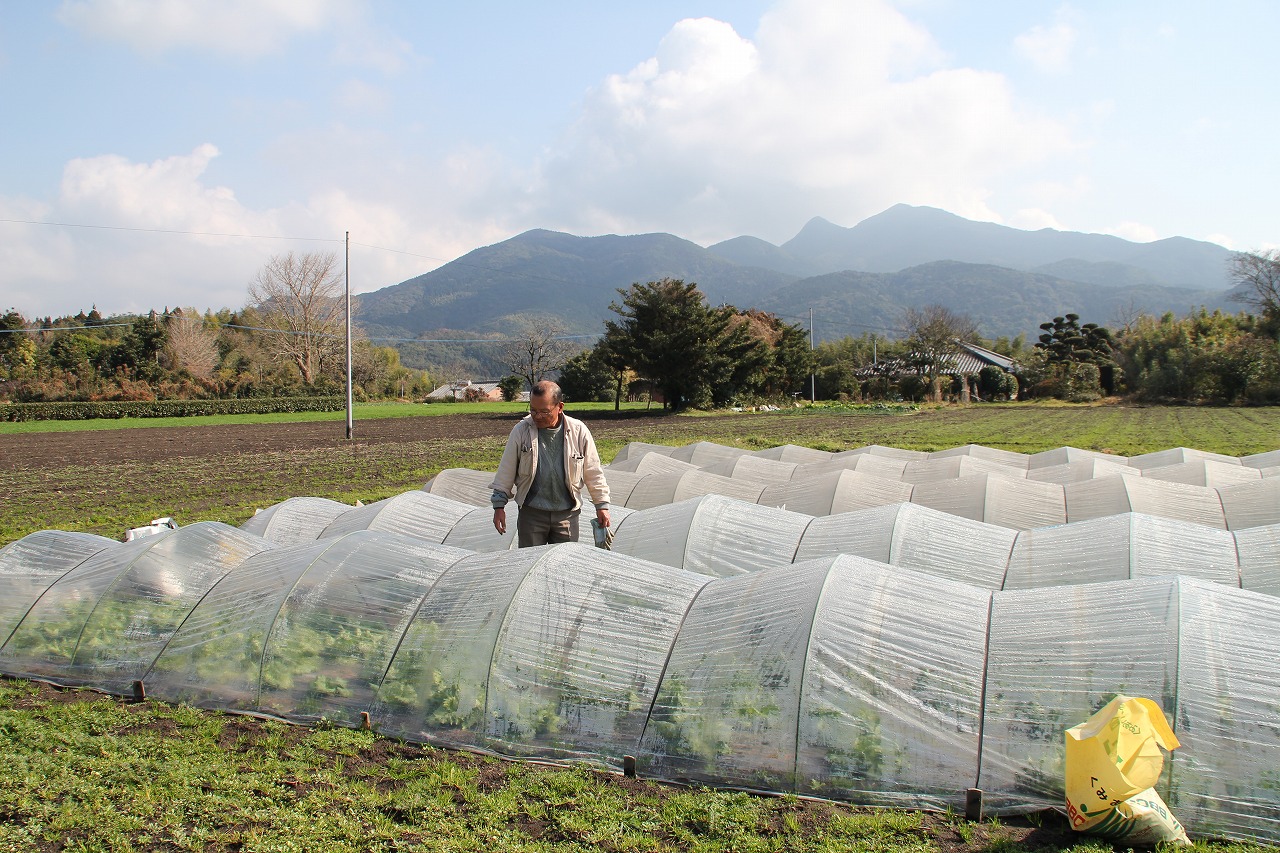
[109,313,168,381]
[0,310,36,379]
[604,278,756,411]
[1035,314,1118,394]
[556,348,614,403]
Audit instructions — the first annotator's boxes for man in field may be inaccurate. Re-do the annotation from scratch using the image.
[490,379,611,547]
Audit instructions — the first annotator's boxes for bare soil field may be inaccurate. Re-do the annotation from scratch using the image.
[0,411,723,471]
[3,405,1276,544]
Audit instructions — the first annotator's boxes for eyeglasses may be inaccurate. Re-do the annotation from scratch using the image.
[529,407,559,417]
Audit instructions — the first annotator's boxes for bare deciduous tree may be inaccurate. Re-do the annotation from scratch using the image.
[1230,249,1280,322]
[498,318,579,393]
[247,251,345,384]
[162,312,219,380]
[902,305,979,402]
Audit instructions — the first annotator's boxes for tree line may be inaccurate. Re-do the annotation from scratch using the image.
[0,252,432,404]
[2,249,1277,409]
[554,249,1280,409]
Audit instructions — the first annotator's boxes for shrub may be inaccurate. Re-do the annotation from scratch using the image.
[897,375,929,402]
[977,366,1018,401]
[0,397,346,422]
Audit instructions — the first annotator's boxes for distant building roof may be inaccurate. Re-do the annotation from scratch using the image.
[858,341,1017,377]
[425,380,531,402]
[425,379,500,400]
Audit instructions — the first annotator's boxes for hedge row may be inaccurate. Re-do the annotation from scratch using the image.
[0,397,347,422]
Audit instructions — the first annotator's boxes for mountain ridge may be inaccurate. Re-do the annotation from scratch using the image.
[354,205,1241,364]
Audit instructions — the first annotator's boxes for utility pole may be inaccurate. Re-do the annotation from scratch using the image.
[809,307,816,403]
[344,231,353,440]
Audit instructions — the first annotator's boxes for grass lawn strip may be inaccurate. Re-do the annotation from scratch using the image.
[0,678,1154,853]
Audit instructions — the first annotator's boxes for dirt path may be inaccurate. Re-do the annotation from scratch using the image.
[0,411,729,471]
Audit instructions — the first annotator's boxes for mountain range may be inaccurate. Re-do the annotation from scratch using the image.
[355,204,1242,362]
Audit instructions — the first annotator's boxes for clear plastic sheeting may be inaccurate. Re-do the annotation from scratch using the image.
[5,439,1280,844]
[1005,514,1241,589]
[0,530,117,645]
[611,441,676,464]
[667,441,751,467]
[1025,458,1137,485]
[0,522,271,693]
[795,453,912,481]
[622,470,768,511]
[1237,524,1280,595]
[1142,459,1262,488]
[320,491,475,541]
[1065,474,1227,528]
[700,455,799,484]
[794,503,1016,590]
[606,452,700,476]
[239,497,351,545]
[1242,449,1280,470]
[1027,446,1129,469]
[758,470,914,517]
[833,444,928,462]
[637,556,990,811]
[981,577,1280,844]
[798,559,990,810]
[752,444,833,464]
[1173,583,1280,842]
[611,495,812,577]
[421,468,496,506]
[373,544,709,764]
[1219,479,1280,530]
[978,577,1181,812]
[638,561,832,792]
[587,469,647,507]
[901,456,1028,485]
[440,505,520,552]
[146,532,469,724]
[928,444,1029,469]
[1128,447,1242,470]
[908,474,1066,530]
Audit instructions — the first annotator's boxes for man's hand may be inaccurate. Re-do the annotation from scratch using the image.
[493,507,507,534]
[596,507,611,529]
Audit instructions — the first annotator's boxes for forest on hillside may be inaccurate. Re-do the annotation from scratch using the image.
[2,249,1278,410]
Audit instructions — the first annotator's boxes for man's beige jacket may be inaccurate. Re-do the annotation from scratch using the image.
[489,413,610,511]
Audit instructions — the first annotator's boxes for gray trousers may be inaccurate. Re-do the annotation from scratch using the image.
[516,505,580,547]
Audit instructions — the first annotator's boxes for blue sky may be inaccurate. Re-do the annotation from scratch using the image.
[2,0,1277,318]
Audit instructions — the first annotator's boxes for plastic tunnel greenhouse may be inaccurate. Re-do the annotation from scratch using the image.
[2,439,1279,843]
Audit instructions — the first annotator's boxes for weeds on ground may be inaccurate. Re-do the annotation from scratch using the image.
[0,680,1273,853]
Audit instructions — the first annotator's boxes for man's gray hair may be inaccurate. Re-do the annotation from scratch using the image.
[532,380,564,405]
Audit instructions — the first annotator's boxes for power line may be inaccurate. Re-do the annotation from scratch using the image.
[3,218,628,301]
[0,323,133,333]
[4,217,909,338]
[0,217,339,243]
[0,318,599,345]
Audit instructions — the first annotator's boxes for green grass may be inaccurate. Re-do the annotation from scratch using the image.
[0,400,659,434]
[2,406,1279,850]
[1,403,1277,544]
[2,678,1269,853]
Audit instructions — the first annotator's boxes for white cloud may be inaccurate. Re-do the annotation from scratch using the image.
[335,79,391,114]
[332,29,415,75]
[56,0,345,56]
[1009,208,1067,231]
[528,0,1075,244]
[0,145,446,317]
[1014,12,1078,73]
[1108,221,1159,243]
[61,144,243,230]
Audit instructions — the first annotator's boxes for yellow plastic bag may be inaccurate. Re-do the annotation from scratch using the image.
[1064,694,1190,845]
